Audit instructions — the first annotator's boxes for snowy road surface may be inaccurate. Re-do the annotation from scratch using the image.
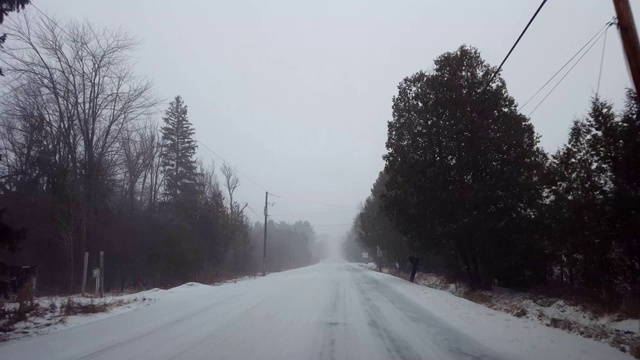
[1,262,633,360]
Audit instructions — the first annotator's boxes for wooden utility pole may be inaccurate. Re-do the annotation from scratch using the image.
[613,0,640,92]
[263,191,268,276]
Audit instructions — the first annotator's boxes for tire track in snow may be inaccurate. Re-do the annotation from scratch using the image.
[349,265,502,360]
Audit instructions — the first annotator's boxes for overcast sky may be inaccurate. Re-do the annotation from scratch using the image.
[35,0,638,241]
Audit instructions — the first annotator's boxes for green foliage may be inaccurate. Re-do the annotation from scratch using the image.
[0,209,25,252]
[611,91,640,289]
[342,228,365,262]
[353,43,639,306]
[0,0,30,76]
[547,93,640,306]
[355,172,408,266]
[381,45,546,288]
[0,0,29,24]
[160,96,199,204]
[150,222,198,283]
[0,11,318,294]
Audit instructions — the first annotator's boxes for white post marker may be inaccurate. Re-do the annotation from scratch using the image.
[93,268,100,296]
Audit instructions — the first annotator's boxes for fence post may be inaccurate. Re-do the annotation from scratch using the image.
[99,251,104,298]
[81,252,88,296]
[95,270,99,296]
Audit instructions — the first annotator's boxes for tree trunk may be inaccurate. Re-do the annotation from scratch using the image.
[475,248,492,290]
[466,249,479,289]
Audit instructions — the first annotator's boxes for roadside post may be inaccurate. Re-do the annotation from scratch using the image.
[408,256,420,283]
[81,252,89,296]
[99,251,104,297]
[93,268,100,296]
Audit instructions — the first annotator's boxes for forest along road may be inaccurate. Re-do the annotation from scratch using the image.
[1,262,632,360]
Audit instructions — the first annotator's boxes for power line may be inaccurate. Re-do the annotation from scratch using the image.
[527,27,611,117]
[194,139,268,192]
[269,193,358,210]
[29,4,272,193]
[25,5,359,209]
[596,22,612,96]
[30,4,64,31]
[488,0,549,84]
[11,8,255,195]
[519,21,614,111]
[270,209,356,217]
[246,205,262,218]
[312,223,353,227]
[15,5,372,226]
[23,5,360,207]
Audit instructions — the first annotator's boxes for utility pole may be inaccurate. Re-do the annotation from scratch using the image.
[613,0,640,92]
[263,191,268,276]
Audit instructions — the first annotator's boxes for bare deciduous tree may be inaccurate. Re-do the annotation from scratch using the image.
[144,126,164,209]
[120,121,158,211]
[221,162,240,217]
[0,12,157,290]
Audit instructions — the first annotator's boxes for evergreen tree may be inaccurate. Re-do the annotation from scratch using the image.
[342,228,365,262]
[0,209,25,252]
[547,96,633,306]
[160,96,198,203]
[355,171,409,268]
[549,99,616,297]
[382,45,546,288]
[612,90,640,293]
[0,0,31,76]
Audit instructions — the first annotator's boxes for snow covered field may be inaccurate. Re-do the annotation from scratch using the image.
[0,262,635,359]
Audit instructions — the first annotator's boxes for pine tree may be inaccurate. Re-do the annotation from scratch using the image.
[382,45,547,288]
[549,97,618,304]
[160,96,198,203]
[356,171,408,268]
[610,90,640,298]
[0,0,30,76]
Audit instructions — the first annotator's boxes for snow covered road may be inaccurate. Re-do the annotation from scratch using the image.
[1,262,633,360]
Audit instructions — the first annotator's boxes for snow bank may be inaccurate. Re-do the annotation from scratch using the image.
[383,269,640,356]
[358,262,378,270]
[1,291,157,341]
[614,319,640,333]
[168,282,206,291]
[1,275,262,343]
[1,273,265,343]
[365,269,636,359]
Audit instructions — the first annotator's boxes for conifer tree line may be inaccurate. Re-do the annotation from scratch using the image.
[0,13,318,293]
[345,45,640,308]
